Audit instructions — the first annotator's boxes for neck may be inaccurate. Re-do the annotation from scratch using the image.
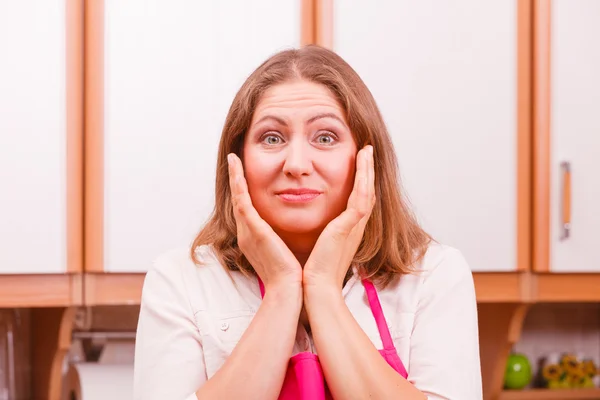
[275,229,320,267]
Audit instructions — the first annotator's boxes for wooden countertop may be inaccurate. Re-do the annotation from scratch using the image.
[3,271,600,307]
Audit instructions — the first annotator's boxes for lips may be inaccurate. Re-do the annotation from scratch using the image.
[275,188,322,202]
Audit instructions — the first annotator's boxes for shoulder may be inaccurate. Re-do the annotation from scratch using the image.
[143,245,228,304]
[412,241,476,307]
[381,242,474,311]
[149,245,224,280]
[147,245,259,314]
[415,241,472,283]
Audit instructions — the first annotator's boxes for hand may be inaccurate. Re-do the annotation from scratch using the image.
[303,145,376,290]
[228,153,302,290]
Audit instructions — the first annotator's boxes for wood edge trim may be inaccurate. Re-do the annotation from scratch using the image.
[499,388,600,400]
[473,273,526,303]
[534,274,600,302]
[85,0,105,272]
[70,273,83,305]
[479,303,531,399]
[301,0,316,46]
[0,274,80,307]
[315,0,333,48]
[507,304,530,342]
[31,307,76,400]
[516,0,533,272]
[532,0,551,272]
[490,304,531,398]
[84,273,145,306]
[522,271,536,302]
[66,0,84,273]
[83,272,97,305]
[48,307,77,400]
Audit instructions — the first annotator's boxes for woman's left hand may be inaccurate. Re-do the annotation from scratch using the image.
[303,145,376,291]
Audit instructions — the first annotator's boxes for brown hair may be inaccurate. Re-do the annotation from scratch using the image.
[190,45,431,287]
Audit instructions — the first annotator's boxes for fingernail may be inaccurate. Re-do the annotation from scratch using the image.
[368,145,373,154]
[227,154,233,165]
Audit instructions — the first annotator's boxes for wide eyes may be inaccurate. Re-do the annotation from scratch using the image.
[263,134,282,145]
[260,131,338,146]
[316,133,335,145]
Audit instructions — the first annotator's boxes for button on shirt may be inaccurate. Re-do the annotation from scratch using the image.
[133,242,483,399]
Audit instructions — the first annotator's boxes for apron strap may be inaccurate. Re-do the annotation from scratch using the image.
[362,279,395,350]
[257,276,266,298]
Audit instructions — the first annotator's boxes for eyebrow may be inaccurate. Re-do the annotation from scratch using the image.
[253,115,289,126]
[252,112,348,128]
[307,112,347,127]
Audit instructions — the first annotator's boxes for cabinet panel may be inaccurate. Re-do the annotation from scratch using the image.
[332,1,521,271]
[94,0,301,272]
[549,0,600,272]
[0,1,81,274]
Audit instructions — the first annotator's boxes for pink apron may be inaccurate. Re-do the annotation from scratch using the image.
[257,278,408,399]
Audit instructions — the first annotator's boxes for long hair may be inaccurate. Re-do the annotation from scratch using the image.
[191,45,431,287]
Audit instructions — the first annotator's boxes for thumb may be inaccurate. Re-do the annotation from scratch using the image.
[326,208,364,242]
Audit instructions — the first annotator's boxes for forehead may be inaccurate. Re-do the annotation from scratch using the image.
[252,80,346,120]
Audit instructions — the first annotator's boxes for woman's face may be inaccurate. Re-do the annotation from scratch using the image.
[243,80,357,242]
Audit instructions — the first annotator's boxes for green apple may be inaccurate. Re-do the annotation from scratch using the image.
[504,353,532,390]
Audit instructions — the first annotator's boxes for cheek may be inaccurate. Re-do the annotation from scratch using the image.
[321,153,356,196]
[242,149,277,196]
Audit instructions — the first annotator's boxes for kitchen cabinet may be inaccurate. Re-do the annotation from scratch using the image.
[0,0,82,277]
[320,0,531,272]
[0,3,82,397]
[84,0,307,304]
[534,0,600,273]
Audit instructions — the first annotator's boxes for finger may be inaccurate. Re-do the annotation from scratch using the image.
[368,145,375,208]
[227,154,243,216]
[356,145,374,222]
[227,154,237,197]
[327,208,364,241]
[351,148,363,193]
[351,146,375,234]
[228,154,251,217]
[227,154,265,231]
[356,147,370,214]
[348,147,368,209]
[227,153,248,198]
[230,155,248,199]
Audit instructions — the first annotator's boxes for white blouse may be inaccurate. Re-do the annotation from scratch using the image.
[133,242,483,399]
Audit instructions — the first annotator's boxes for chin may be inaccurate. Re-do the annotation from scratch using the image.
[267,212,328,236]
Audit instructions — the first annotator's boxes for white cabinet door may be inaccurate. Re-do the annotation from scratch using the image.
[0,1,78,274]
[332,1,520,271]
[97,0,301,273]
[548,0,600,272]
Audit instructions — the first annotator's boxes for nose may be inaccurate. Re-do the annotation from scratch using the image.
[282,140,313,178]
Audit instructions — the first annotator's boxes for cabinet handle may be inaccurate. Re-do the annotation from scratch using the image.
[560,161,571,240]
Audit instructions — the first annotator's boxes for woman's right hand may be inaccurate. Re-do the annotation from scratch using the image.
[227,153,302,291]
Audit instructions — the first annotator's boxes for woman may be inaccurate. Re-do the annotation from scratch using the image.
[133,45,482,399]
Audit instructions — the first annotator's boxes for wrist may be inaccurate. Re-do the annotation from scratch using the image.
[302,263,348,293]
[302,273,342,294]
[263,280,303,309]
[303,282,343,309]
[261,268,302,294]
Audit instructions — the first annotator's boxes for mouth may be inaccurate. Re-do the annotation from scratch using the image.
[275,189,322,203]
